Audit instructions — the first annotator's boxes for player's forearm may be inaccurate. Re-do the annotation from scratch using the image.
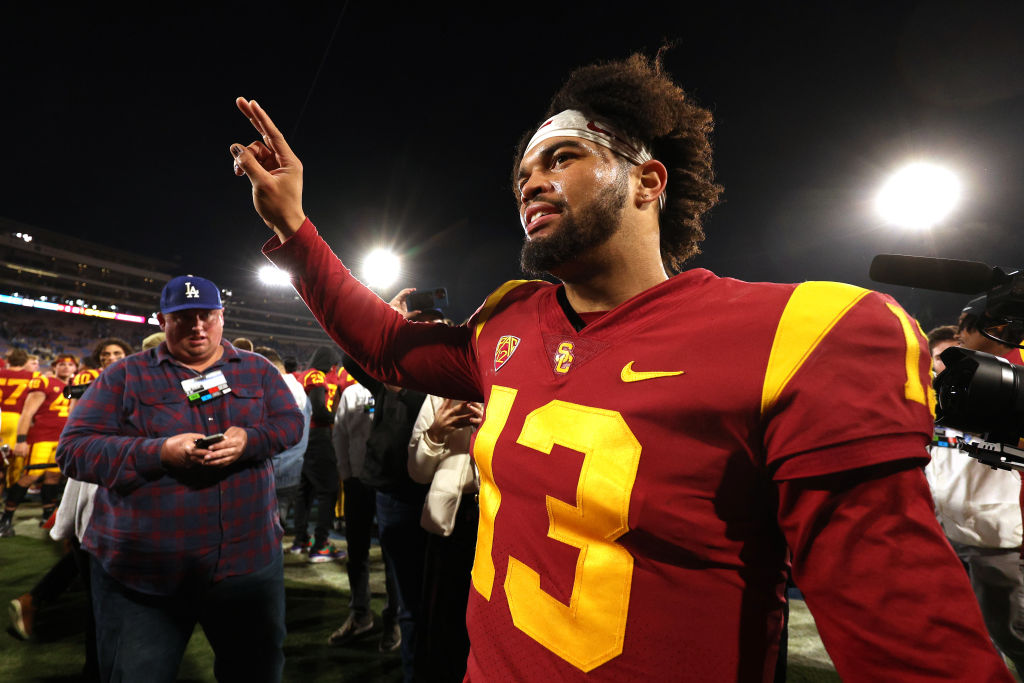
[779,461,1013,681]
[264,219,408,375]
[15,393,44,437]
[264,219,481,400]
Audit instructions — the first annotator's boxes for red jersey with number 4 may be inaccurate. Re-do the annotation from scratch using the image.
[26,375,70,443]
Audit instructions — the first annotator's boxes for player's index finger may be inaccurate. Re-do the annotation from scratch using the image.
[250,101,295,159]
[235,97,267,137]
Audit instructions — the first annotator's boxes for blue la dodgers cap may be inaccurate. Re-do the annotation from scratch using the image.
[160,275,224,314]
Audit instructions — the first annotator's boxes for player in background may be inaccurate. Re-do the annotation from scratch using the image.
[1,348,42,489]
[0,354,77,535]
[291,346,345,561]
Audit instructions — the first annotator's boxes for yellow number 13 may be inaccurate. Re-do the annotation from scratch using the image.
[472,386,642,672]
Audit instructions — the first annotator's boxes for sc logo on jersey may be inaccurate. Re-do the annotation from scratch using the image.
[554,342,574,374]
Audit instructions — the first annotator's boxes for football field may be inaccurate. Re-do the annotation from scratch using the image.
[0,500,994,682]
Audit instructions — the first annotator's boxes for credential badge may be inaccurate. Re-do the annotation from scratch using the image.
[494,335,521,372]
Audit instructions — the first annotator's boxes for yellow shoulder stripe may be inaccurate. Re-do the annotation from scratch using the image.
[473,280,535,343]
[761,281,870,417]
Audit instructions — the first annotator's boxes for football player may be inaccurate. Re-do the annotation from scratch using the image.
[231,55,1012,680]
[0,354,76,534]
[0,348,41,491]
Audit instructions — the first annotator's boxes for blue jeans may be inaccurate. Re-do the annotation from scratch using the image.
[376,488,427,683]
[90,554,285,683]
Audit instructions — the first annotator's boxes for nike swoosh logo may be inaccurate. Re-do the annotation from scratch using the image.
[620,361,685,383]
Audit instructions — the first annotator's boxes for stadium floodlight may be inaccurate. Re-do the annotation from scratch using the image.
[875,162,961,229]
[362,248,401,290]
[258,265,292,287]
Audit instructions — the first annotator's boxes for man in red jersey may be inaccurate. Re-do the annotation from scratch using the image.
[231,55,1012,681]
[290,346,345,561]
[0,354,78,534]
[1,348,41,491]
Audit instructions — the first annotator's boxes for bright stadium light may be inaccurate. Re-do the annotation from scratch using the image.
[875,162,961,229]
[362,248,401,289]
[258,265,292,287]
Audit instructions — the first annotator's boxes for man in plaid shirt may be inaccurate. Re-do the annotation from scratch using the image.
[58,274,303,683]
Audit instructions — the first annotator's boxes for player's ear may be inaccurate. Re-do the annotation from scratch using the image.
[157,313,167,330]
[635,159,668,209]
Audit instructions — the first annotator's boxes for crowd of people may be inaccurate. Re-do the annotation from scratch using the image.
[1,51,1023,683]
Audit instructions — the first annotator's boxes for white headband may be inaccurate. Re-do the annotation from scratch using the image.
[524,110,665,209]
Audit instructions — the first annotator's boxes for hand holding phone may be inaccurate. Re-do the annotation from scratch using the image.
[194,433,226,449]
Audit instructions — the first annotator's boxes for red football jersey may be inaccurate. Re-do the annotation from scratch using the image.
[26,375,70,443]
[0,367,41,414]
[457,273,936,680]
[72,368,100,387]
[266,220,1012,682]
[331,366,358,393]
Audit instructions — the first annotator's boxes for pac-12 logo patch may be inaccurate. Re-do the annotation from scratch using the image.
[494,335,520,372]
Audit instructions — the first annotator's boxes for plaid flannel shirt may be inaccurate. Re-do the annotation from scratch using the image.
[57,341,303,595]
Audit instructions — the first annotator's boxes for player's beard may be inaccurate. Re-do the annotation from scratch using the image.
[520,171,629,278]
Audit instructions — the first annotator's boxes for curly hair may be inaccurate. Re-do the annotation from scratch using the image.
[91,337,134,366]
[513,52,722,273]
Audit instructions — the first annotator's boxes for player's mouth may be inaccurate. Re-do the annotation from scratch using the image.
[523,202,562,236]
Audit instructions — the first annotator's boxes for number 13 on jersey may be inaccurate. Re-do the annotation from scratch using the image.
[472,385,642,672]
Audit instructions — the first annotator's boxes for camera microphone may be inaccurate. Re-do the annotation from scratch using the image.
[869,254,998,294]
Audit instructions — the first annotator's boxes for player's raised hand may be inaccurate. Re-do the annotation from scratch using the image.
[231,98,306,241]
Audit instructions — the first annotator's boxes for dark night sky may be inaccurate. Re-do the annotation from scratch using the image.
[3,1,1023,327]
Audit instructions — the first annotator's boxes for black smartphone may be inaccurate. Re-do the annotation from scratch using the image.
[407,288,448,312]
[194,433,225,449]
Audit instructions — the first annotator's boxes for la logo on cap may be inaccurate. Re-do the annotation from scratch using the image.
[185,282,200,299]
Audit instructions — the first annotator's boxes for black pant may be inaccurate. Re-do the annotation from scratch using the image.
[292,429,339,549]
[413,495,478,683]
[30,542,101,681]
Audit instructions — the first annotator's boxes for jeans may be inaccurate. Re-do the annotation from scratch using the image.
[90,554,285,683]
[376,488,428,683]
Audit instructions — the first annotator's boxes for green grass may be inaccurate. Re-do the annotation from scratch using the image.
[0,504,401,682]
[1,502,847,682]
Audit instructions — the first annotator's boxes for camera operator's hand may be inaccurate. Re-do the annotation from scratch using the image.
[160,432,207,469]
[200,426,248,468]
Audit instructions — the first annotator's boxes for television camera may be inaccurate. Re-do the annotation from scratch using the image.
[871,254,1024,472]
